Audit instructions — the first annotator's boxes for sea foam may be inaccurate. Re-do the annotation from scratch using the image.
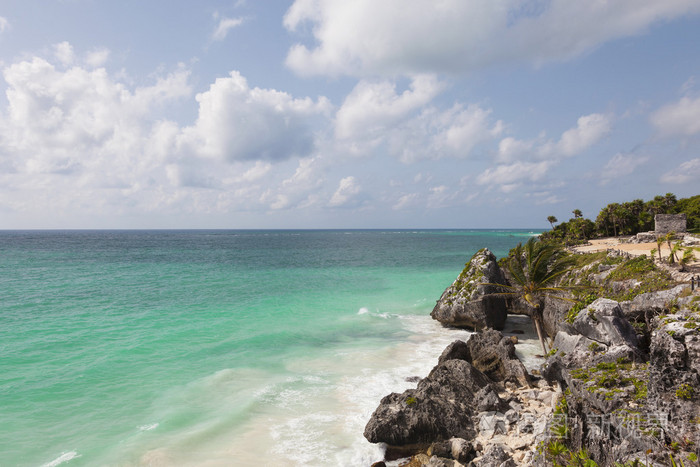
[41,451,81,467]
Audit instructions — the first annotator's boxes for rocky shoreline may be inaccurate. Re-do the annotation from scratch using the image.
[364,245,700,466]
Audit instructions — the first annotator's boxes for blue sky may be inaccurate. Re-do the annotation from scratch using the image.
[0,0,699,229]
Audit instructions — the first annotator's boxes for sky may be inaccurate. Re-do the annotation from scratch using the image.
[1,0,700,229]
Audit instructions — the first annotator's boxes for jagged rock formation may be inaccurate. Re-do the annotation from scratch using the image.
[541,285,700,466]
[431,248,508,330]
[363,331,532,462]
[367,247,700,466]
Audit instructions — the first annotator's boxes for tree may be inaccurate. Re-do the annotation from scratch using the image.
[665,232,676,264]
[655,235,664,262]
[679,248,695,272]
[547,216,558,229]
[490,238,576,355]
[572,209,582,219]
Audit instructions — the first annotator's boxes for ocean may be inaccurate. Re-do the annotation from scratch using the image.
[0,229,540,466]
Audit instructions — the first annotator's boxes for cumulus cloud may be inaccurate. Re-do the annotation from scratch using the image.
[0,45,339,221]
[494,112,610,164]
[0,56,191,177]
[178,71,331,162]
[328,175,363,207]
[476,160,552,192]
[283,0,700,76]
[539,113,612,158]
[429,104,503,157]
[0,50,200,221]
[260,157,326,210]
[650,96,700,136]
[333,74,502,161]
[497,136,535,163]
[660,158,700,184]
[602,153,649,180]
[335,74,443,140]
[86,48,110,68]
[53,41,75,65]
[212,15,245,41]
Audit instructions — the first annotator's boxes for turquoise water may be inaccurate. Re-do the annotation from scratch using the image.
[0,230,538,466]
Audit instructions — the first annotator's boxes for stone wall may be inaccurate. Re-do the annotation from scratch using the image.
[654,213,687,234]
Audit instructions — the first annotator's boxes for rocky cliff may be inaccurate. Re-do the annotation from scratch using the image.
[430,248,508,330]
[365,247,700,466]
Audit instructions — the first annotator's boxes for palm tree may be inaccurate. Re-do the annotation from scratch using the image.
[547,215,558,229]
[655,235,664,261]
[665,232,676,264]
[679,248,694,272]
[490,238,576,355]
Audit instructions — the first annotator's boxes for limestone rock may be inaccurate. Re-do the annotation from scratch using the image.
[476,445,515,467]
[437,332,531,388]
[621,285,690,321]
[463,329,531,388]
[431,248,507,330]
[363,359,489,450]
[565,298,640,350]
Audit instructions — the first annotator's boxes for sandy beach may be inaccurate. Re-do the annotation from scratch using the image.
[570,235,700,274]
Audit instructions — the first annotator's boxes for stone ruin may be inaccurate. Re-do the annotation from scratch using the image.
[655,213,687,235]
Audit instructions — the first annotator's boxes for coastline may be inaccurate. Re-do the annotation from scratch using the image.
[363,237,700,466]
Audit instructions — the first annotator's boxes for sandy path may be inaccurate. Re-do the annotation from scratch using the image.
[570,236,700,268]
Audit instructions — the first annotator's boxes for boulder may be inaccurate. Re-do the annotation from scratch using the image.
[431,248,507,330]
[542,299,644,383]
[476,445,515,467]
[565,298,640,350]
[363,359,490,452]
[462,329,531,388]
[428,438,474,464]
[620,285,690,321]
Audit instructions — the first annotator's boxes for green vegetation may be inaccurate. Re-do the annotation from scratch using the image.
[453,248,489,297]
[563,252,673,313]
[570,361,648,401]
[542,193,700,241]
[566,293,598,323]
[601,255,673,302]
[541,391,599,467]
[676,384,694,400]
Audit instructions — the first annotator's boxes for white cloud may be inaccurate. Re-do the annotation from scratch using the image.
[650,96,700,136]
[393,193,419,210]
[0,56,191,176]
[476,160,552,191]
[335,75,443,140]
[602,153,649,179]
[660,158,700,184]
[494,112,610,163]
[0,51,198,220]
[53,41,75,66]
[497,136,535,162]
[428,104,503,157]
[333,75,501,162]
[260,157,326,210]
[0,16,9,33]
[212,15,244,41]
[539,113,611,158]
[328,175,362,207]
[85,48,110,68]
[178,71,331,162]
[284,0,700,77]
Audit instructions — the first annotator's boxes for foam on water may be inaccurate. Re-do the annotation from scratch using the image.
[40,451,81,467]
[138,423,159,432]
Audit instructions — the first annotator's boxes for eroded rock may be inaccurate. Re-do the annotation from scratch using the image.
[431,248,507,330]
